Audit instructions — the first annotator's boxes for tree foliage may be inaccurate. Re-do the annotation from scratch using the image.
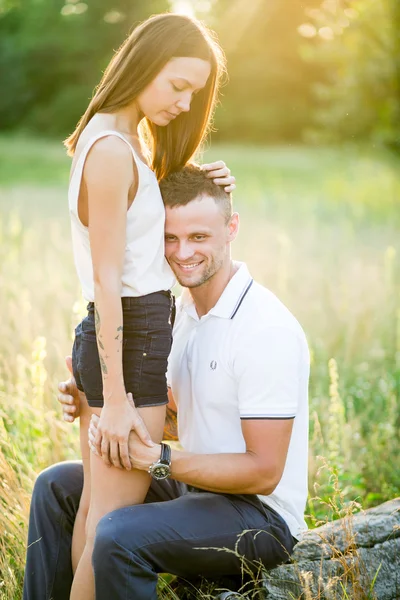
[302,0,400,149]
[0,0,168,134]
[209,0,323,142]
[0,0,399,146]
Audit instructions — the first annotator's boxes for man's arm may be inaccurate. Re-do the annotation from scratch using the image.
[88,415,293,495]
[89,325,304,492]
[168,417,293,495]
[125,326,302,494]
[58,357,81,422]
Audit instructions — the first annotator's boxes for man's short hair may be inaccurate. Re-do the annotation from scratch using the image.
[159,163,232,222]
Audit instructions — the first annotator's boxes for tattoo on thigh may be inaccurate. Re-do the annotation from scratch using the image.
[163,406,178,441]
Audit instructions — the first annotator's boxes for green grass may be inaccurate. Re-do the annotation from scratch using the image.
[0,135,69,187]
[0,135,399,598]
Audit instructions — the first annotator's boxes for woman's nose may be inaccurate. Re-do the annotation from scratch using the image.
[176,92,192,113]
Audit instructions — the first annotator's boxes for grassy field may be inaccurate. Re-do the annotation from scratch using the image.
[0,135,399,598]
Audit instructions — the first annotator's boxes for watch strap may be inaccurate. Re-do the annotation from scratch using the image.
[160,442,171,466]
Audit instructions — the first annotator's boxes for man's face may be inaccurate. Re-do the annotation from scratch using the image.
[164,195,238,288]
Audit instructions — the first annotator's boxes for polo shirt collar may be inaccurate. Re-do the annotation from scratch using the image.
[180,262,254,321]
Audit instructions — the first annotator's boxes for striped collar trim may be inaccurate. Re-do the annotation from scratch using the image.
[180,262,254,320]
[230,279,254,319]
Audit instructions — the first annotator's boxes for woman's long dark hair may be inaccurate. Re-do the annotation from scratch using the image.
[64,13,226,180]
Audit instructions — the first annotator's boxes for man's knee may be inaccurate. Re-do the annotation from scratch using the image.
[92,505,156,569]
[92,512,124,572]
[32,461,83,513]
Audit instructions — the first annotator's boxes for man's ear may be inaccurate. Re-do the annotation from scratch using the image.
[227,212,239,242]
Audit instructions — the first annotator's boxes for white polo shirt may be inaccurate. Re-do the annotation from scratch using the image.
[168,262,310,539]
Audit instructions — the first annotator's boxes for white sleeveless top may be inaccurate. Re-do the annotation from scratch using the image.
[68,130,175,302]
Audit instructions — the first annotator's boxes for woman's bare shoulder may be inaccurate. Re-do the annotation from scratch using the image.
[84,135,133,185]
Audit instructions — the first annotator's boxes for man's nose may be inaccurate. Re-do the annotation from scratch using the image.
[175,242,194,261]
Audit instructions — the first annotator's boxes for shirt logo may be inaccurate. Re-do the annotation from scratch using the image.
[210,360,217,370]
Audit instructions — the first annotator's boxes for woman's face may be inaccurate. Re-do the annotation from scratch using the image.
[137,57,211,126]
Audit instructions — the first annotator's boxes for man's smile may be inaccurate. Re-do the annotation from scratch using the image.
[175,260,204,272]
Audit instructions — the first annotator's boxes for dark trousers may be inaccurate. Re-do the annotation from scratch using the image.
[23,461,296,600]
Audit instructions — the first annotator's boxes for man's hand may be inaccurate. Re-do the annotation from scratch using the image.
[88,413,160,471]
[201,161,236,193]
[58,356,81,423]
[93,393,155,470]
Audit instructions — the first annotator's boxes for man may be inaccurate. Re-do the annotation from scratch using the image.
[23,165,309,600]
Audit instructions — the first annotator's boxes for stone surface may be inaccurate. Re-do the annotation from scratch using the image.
[262,498,400,600]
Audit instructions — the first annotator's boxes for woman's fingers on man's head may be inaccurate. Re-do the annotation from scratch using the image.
[201,160,226,172]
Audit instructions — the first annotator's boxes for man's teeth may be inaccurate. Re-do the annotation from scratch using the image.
[180,262,201,270]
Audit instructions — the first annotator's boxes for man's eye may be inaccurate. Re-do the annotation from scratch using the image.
[172,84,184,92]
[165,237,176,242]
[193,235,206,241]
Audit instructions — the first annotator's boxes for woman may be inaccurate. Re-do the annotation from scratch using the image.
[65,12,235,599]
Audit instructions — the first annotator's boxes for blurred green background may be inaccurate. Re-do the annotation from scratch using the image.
[0,0,399,147]
[0,1,399,598]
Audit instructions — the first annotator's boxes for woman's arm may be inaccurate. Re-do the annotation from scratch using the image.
[83,136,153,469]
[84,136,132,400]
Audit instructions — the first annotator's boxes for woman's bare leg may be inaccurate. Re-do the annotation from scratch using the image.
[69,404,166,600]
[71,391,92,574]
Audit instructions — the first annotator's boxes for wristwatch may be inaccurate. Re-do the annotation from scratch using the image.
[148,442,172,480]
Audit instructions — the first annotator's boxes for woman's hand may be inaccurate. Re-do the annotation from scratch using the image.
[94,392,155,470]
[89,415,161,472]
[201,161,236,193]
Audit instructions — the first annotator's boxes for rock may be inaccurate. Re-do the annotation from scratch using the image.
[262,498,400,600]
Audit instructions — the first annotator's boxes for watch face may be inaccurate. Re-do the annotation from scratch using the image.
[152,464,170,480]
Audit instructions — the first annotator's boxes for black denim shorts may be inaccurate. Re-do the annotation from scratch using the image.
[71,291,175,409]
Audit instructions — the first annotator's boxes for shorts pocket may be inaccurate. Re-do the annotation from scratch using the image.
[77,334,103,399]
[80,315,97,342]
[123,331,171,400]
[122,333,147,399]
[140,333,171,398]
[71,330,83,391]
[149,334,173,356]
[145,301,173,327]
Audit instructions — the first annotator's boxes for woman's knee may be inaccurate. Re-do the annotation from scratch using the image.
[85,503,113,542]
